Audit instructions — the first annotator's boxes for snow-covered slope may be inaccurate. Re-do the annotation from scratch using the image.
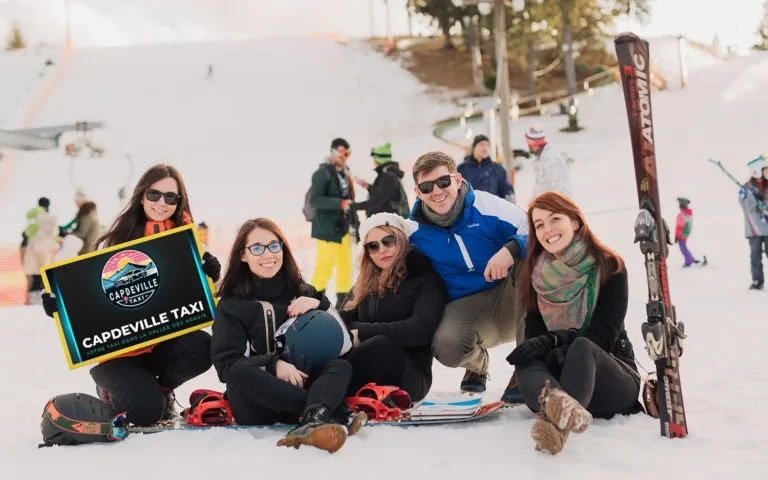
[0,36,456,278]
[2,40,768,478]
[647,35,725,89]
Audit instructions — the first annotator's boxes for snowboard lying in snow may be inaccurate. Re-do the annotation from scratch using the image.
[128,397,510,434]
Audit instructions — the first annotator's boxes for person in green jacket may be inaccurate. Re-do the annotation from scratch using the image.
[21,197,54,304]
[309,138,358,309]
[23,197,50,243]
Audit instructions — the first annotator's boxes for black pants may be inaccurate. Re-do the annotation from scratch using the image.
[90,330,212,426]
[344,335,432,402]
[225,358,352,426]
[517,337,640,419]
[748,236,768,284]
[29,275,43,292]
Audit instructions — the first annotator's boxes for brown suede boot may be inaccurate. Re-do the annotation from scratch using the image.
[538,380,593,434]
[531,416,568,455]
[276,406,347,453]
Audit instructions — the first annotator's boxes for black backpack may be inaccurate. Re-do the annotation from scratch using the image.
[382,165,410,219]
[395,182,410,218]
[303,166,333,222]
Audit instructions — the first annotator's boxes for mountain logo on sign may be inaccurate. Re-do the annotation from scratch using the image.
[101,250,160,309]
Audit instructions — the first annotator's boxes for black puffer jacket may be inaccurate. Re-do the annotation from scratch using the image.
[210,272,331,383]
[340,250,448,376]
[524,259,637,371]
[354,161,407,218]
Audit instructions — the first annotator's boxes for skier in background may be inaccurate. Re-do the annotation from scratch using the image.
[674,197,705,268]
[207,64,213,80]
[22,197,58,305]
[309,138,358,309]
[197,222,210,245]
[739,155,768,290]
[58,188,101,256]
[352,142,410,218]
[458,134,515,202]
[525,126,574,199]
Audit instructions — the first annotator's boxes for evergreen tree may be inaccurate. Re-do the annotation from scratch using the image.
[756,0,768,50]
[5,23,26,51]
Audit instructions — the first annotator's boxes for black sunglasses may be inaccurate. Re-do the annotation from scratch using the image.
[246,241,283,257]
[363,235,396,255]
[417,174,455,194]
[145,189,181,206]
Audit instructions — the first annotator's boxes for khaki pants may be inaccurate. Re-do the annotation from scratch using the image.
[431,261,526,373]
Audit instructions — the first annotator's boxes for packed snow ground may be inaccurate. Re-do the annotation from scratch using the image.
[1,37,768,478]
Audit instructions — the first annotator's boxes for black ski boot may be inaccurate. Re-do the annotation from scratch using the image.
[161,388,179,420]
[332,402,367,436]
[460,349,489,393]
[277,405,347,453]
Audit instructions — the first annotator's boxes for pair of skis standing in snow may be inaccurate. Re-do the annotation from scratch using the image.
[38,33,688,455]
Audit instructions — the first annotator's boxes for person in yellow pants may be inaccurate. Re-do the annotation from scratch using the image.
[311,233,353,304]
[308,138,357,309]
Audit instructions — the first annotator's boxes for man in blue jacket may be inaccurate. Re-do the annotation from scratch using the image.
[457,134,515,202]
[405,151,528,401]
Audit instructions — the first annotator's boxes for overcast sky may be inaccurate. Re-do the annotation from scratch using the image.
[0,0,762,49]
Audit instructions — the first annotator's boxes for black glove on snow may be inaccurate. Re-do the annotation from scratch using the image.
[201,252,221,282]
[42,292,58,318]
[292,354,313,376]
[506,333,556,366]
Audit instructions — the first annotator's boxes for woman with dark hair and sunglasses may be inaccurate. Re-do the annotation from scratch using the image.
[341,213,448,402]
[211,218,365,453]
[41,164,222,427]
[506,192,642,455]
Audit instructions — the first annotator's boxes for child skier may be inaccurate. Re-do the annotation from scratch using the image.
[674,197,706,268]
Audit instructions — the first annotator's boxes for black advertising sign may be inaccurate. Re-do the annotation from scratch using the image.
[41,224,217,369]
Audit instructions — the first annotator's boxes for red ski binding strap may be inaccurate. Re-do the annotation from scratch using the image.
[344,383,412,421]
[182,389,233,427]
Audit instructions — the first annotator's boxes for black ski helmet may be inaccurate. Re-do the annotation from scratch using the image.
[40,393,128,448]
[677,197,690,209]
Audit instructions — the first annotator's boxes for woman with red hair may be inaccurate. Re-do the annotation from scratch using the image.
[506,192,642,455]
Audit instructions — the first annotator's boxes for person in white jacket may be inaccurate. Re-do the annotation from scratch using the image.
[525,126,574,199]
[23,210,58,304]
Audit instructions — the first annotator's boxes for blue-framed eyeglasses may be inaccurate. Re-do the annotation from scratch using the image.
[246,241,283,257]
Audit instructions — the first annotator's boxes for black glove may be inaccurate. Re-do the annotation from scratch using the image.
[201,252,221,282]
[506,333,556,366]
[544,346,567,377]
[58,226,69,238]
[292,354,313,376]
[42,292,58,318]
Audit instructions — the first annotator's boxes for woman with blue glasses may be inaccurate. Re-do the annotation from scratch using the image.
[211,218,363,453]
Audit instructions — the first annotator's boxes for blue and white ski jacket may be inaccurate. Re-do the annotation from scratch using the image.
[406,185,528,301]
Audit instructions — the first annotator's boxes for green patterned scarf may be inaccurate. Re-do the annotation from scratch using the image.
[532,236,601,332]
